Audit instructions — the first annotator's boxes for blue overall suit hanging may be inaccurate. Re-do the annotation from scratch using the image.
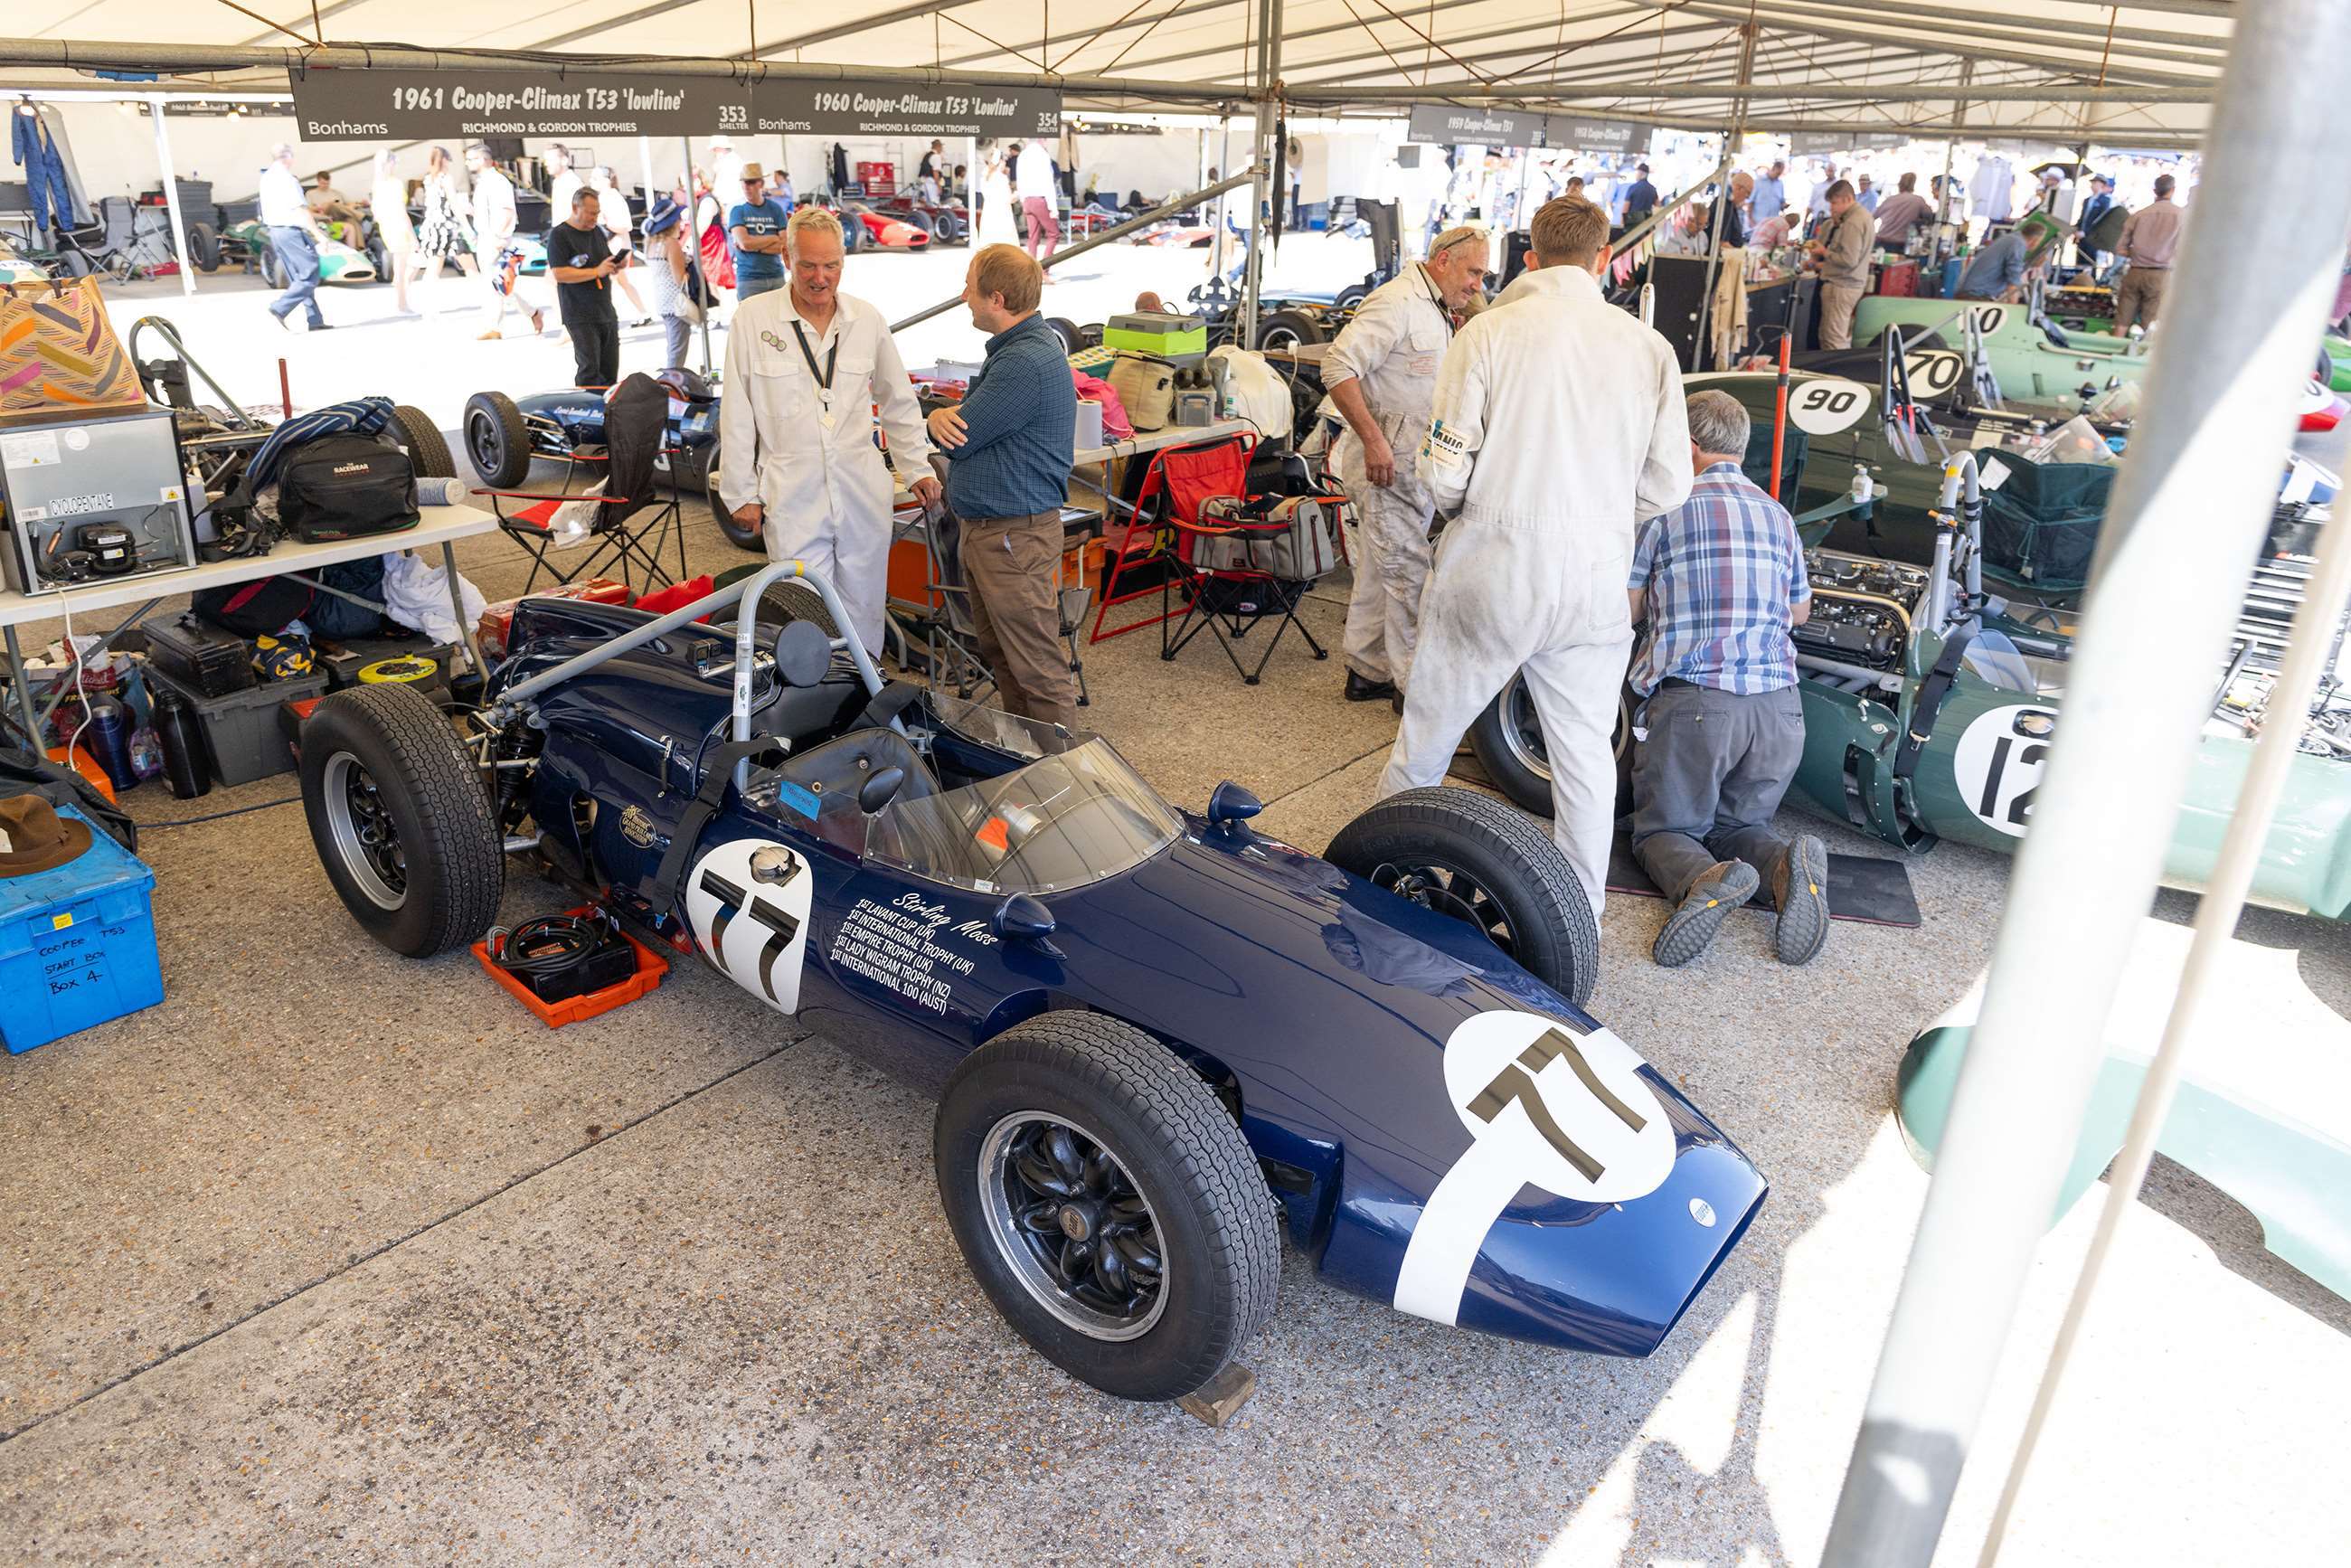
[12,103,78,241]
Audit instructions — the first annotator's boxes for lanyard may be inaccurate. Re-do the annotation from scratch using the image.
[1419,264,1456,336]
[790,319,838,401]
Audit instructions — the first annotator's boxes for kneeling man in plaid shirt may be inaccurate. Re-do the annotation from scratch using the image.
[1626,389,1830,968]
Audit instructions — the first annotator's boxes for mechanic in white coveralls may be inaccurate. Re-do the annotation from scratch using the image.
[720,206,941,655]
[1323,224,1492,706]
[1378,195,1692,921]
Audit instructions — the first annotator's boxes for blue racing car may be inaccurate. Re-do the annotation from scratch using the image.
[463,370,741,543]
[294,564,1765,1402]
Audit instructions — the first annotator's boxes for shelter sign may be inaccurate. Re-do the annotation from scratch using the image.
[289,67,748,140]
[1540,116,1640,154]
[753,81,1061,138]
[1407,103,1541,147]
[1790,131,1904,156]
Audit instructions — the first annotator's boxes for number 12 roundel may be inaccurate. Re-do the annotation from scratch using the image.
[1951,704,2058,838]
[1392,1011,1676,1327]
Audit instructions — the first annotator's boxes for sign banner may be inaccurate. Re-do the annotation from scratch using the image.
[290,67,749,141]
[752,80,1061,139]
[1790,130,1905,156]
[1541,116,1640,154]
[1407,103,1541,147]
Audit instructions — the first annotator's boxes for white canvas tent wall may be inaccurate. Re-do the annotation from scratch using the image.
[1,1,2229,146]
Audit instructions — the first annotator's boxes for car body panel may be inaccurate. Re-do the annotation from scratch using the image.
[494,597,1767,1357]
[1895,916,2351,1302]
[1850,297,2153,408]
[511,385,720,484]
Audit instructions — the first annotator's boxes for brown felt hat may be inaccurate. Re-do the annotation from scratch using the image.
[0,795,93,878]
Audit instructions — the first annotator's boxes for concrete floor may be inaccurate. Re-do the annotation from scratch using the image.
[1,254,2347,1565]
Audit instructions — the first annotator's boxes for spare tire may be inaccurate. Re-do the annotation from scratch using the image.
[387,404,455,478]
[1254,308,1326,353]
[462,391,533,488]
[1326,785,1600,1006]
[299,682,504,959]
[1467,670,1634,820]
[185,221,222,273]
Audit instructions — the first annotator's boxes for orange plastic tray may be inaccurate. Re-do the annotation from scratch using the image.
[471,905,669,1027]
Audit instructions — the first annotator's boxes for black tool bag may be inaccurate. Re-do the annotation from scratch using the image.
[276,433,420,543]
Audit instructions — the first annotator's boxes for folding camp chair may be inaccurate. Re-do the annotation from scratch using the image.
[896,505,1096,707]
[475,374,687,594]
[1091,431,1256,645]
[1158,451,1339,685]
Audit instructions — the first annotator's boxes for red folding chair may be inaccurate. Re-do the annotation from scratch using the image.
[477,374,687,594]
[1158,462,1337,685]
[1090,431,1256,645]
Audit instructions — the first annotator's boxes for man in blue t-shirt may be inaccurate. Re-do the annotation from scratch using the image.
[728,165,789,299]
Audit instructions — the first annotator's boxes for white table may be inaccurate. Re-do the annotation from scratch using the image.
[0,503,503,739]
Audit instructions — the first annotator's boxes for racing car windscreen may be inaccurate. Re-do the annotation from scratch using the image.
[922,691,1101,760]
[866,741,1181,895]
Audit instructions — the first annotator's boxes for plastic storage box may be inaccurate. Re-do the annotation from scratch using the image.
[143,660,328,786]
[0,805,164,1053]
[1102,311,1209,364]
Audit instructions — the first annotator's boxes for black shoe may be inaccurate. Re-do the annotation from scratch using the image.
[1771,835,1831,964]
[1345,670,1396,703]
[1653,860,1761,968]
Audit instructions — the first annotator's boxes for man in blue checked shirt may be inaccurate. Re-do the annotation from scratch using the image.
[1626,390,1830,968]
[927,244,1080,727]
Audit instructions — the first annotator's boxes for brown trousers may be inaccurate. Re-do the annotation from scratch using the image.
[959,508,1080,730]
[1818,281,1865,351]
[2115,267,2168,336]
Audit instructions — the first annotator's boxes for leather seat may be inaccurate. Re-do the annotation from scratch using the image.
[770,724,941,809]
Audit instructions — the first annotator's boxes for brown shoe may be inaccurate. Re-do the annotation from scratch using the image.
[1771,836,1831,964]
[1653,860,1759,968]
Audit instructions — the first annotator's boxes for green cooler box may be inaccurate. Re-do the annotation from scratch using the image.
[1101,312,1208,366]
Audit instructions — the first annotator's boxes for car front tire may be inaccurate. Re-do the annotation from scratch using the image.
[1326,785,1601,1006]
[299,684,504,958]
[463,390,533,488]
[935,1012,1279,1403]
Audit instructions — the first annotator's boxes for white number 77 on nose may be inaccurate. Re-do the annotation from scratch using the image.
[1393,1011,1676,1326]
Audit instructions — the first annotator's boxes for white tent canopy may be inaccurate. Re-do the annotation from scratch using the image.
[1,0,2229,146]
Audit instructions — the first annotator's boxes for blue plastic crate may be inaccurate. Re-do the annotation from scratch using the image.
[0,805,164,1053]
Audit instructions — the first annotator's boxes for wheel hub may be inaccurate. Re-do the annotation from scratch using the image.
[979,1112,1167,1341]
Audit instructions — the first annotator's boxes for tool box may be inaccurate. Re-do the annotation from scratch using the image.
[1102,311,1208,365]
[0,806,163,1053]
[143,614,256,697]
[144,660,327,786]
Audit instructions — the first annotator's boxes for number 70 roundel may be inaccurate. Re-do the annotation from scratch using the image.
[1393,1011,1676,1327]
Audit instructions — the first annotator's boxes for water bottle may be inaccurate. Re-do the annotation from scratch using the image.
[153,687,212,800]
[84,697,139,791]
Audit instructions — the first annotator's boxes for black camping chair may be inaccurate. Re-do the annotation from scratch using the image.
[476,373,688,593]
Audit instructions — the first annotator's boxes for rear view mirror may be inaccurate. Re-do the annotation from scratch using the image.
[1206,780,1262,829]
[994,892,1057,940]
[858,765,905,816]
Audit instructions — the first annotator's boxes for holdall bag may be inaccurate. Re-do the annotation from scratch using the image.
[0,278,145,417]
[1106,351,1176,433]
[276,432,420,543]
[1192,493,1344,582]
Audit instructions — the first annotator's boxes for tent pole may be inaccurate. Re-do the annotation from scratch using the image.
[1239,0,1280,345]
[1819,0,2351,1561]
[1692,22,1755,371]
[684,134,713,376]
[147,95,195,298]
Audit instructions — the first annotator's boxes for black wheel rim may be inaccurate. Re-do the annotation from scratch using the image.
[466,411,505,479]
[980,1111,1166,1341]
[323,751,406,909]
[1374,857,1516,959]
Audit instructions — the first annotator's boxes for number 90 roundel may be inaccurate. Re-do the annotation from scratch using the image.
[1788,377,1874,436]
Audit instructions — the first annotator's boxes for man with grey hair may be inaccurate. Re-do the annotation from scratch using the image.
[1806,178,1872,350]
[1323,222,1491,704]
[259,143,328,331]
[719,204,940,655]
[1625,388,1827,968]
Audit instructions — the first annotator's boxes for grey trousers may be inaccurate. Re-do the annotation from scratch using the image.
[1630,681,1805,903]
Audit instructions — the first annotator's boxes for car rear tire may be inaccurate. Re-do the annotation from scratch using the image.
[185,221,222,273]
[299,683,504,959]
[935,1012,1279,1403]
[1043,316,1081,354]
[259,244,286,289]
[1467,671,1634,820]
[463,391,533,488]
[1254,308,1326,353]
[387,404,455,478]
[706,441,764,553]
[753,577,839,640]
[1326,785,1600,1006]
